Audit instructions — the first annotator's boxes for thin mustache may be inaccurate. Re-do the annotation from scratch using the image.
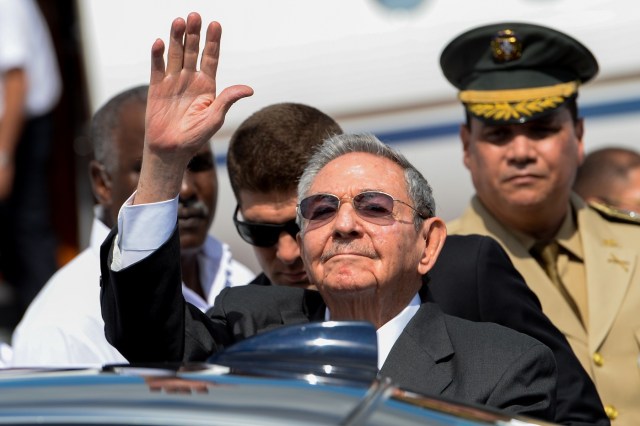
[320,243,377,262]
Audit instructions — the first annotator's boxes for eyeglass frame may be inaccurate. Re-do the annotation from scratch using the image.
[296,190,427,227]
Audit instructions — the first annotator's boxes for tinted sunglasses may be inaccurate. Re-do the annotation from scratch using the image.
[233,205,300,247]
[297,190,426,226]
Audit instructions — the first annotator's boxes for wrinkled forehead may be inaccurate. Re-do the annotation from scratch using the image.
[310,153,408,197]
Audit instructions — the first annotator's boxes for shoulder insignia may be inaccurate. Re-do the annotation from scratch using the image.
[587,201,640,225]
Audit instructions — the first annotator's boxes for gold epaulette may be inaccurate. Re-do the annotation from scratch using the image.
[588,201,640,225]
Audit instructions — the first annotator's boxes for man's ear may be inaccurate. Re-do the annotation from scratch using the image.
[460,123,472,171]
[296,230,305,262]
[89,160,112,206]
[417,217,447,276]
[575,117,585,165]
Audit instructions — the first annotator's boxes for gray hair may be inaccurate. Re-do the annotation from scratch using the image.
[297,133,436,231]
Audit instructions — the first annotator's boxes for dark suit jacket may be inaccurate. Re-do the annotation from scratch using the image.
[426,235,607,426]
[101,229,556,421]
[243,235,607,425]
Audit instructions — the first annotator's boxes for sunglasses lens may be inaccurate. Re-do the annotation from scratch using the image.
[353,192,395,218]
[299,194,339,221]
[234,211,300,247]
[235,222,280,247]
[299,191,397,224]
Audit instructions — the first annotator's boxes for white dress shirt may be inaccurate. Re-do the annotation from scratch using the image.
[11,206,255,367]
[326,293,420,370]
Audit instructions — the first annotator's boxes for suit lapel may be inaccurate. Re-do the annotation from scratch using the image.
[578,200,635,352]
[379,303,454,396]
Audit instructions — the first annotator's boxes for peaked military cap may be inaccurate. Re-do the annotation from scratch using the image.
[440,22,599,124]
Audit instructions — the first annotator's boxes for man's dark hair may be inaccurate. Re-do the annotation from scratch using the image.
[227,103,342,201]
[574,146,640,199]
[90,85,148,173]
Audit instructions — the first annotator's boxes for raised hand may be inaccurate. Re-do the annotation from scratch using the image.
[136,12,253,204]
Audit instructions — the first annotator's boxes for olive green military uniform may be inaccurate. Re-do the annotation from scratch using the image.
[448,194,640,423]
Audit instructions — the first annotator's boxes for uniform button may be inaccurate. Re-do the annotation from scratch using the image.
[593,352,604,367]
[604,405,618,420]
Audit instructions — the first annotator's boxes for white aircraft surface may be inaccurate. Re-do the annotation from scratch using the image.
[77,0,640,272]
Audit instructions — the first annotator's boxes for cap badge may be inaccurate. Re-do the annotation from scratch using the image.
[491,29,522,62]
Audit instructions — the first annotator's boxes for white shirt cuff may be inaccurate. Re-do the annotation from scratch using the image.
[110,192,178,271]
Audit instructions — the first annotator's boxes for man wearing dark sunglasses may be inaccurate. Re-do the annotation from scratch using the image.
[227,102,342,289]
[99,12,605,424]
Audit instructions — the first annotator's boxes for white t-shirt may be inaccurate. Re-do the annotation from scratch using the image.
[0,0,61,117]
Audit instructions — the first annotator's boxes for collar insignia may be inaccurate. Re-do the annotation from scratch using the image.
[608,253,630,273]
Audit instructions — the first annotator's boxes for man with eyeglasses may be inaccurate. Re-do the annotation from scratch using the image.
[221,55,604,426]
[218,104,606,424]
[99,12,606,424]
[98,13,563,419]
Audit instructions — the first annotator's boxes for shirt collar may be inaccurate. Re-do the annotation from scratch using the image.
[504,203,583,260]
[376,293,421,369]
[326,292,421,370]
[555,205,583,260]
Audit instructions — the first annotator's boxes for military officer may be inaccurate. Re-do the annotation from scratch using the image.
[440,22,640,424]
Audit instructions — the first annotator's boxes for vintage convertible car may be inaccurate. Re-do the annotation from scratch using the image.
[0,322,555,425]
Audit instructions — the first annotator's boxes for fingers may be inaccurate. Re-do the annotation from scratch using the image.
[183,13,202,72]
[165,17,187,75]
[200,21,222,81]
[215,85,255,117]
[157,13,219,78]
[194,84,253,143]
[149,39,166,85]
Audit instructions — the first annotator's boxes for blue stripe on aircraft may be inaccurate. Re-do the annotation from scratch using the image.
[376,97,640,146]
[216,97,640,165]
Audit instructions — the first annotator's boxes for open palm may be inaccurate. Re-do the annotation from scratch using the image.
[135,13,253,204]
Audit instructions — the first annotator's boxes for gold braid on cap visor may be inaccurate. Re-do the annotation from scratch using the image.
[459,81,579,121]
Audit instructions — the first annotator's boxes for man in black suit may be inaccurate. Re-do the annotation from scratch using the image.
[101,13,559,420]
[103,131,559,420]
[222,110,605,424]
[100,12,608,425]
